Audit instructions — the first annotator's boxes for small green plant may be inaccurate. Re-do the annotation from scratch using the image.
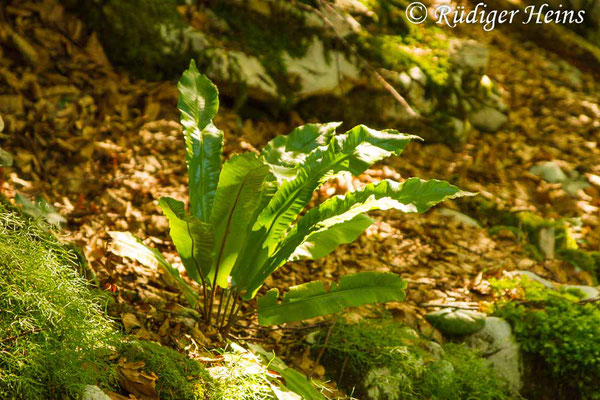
[110,60,470,333]
[492,277,600,399]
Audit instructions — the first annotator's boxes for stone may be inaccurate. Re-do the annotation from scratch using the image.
[408,66,427,86]
[469,106,508,132]
[562,285,600,300]
[450,39,490,72]
[83,386,111,400]
[538,227,555,259]
[0,147,12,167]
[283,39,360,99]
[507,270,555,289]
[438,208,481,227]
[364,368,402,400]
[529,161,568,183]
[425,308,486,336]
[464,317,523,393]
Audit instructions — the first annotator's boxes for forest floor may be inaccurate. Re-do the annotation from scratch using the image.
[1,0,599,397]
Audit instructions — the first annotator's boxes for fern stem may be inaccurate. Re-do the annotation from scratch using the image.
[214,287,226,327]
[222,290,242,335]
[218,288,233,328]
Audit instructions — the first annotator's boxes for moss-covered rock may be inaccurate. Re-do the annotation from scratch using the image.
[314,318,512,400]
[66,0,506,145]
[118,340,210,400]
[63,0,192,79]
[425,309,487,336]
[492,276,600,399]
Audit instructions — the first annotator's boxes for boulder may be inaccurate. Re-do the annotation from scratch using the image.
[469,107,508,132]
[529,161,568,183]
[562,285,600,300]
[449,39,490,72]
[464,317,523,393]
[425,308,486,336]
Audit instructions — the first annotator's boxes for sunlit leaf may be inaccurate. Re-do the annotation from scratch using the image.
[159,196,214,285]
[177,59,223,221]
[257,272,407,325]
[107,231,198,306]
[210,153,270,287]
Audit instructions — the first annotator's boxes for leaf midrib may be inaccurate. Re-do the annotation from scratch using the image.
[259,284,405,315]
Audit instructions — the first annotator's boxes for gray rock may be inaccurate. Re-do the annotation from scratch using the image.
[529,161,568,183]
[507,270,555,288]
[469,107,508,132]
[562,285,600,300]
[408,66,428,86]
[283,39,360,99]
[425,308,486,336]
[438,208,481,227]
[450,39,490,72]
[538,227,555,259]
[83,385,111,400]
[464,317,523,393]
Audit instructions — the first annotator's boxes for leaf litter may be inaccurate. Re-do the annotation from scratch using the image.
[0,0,599,397]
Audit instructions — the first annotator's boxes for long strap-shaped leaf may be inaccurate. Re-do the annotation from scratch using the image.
[244,178,472,299]
[209,153,270,288]
[107,231,198,306]
[177,59,223,221]
[261,122,341,169]
[159,197,214,285]
[259,126,419,246]
[257,272,407,325]
[289,214,374,261]
[231,126,418,293]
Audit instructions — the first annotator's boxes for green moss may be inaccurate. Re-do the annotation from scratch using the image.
[314,317,511,400]
[557,249,600,276]
[468,199,579,259]
[118,340,210,400]
[0,200,119,399]
[212,0,323,100]
[356,31,451,88]
[492,277,600,399]
[208,345,276,400]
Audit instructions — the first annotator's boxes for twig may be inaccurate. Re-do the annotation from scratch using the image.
[313,319,337,377]
[0,328,40,344]
[419,303,479,310]
[578,297,600,305]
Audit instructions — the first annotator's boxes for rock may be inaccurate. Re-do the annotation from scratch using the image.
[507,270,555,288]
[0,147,12,167]
[538,227,555,259]
[450,39,490,72]
[464,317,523,393]
[438,208,481,227]
[562,285,600,299]
[408,66,427,86]
[283,39,360,99]
[469,106,508,132]
[425,308,486,336]
[364,368,403,400]
[529,161,568,183]
[83,385,111,400]
[66,0,190,79]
